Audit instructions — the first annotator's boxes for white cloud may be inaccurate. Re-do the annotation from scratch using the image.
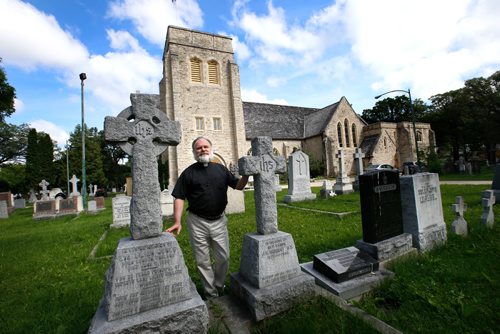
[107,0,203,47]
[107,29,142,52]
[0,0,88,70]
[241,89,288,105]
[29,120,69,147]
[14,98,24,113]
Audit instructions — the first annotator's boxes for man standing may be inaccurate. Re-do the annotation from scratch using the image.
[166,136,248,299]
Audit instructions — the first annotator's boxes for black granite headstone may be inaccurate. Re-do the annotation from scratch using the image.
[359,170,403,243]
[313,247,378,283]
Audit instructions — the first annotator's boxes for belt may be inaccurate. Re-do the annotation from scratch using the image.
[192,212,224,221]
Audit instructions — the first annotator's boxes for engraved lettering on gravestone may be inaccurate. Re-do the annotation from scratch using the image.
[417,183,438,204]
[37,201,53,212]
[60,198,75,210]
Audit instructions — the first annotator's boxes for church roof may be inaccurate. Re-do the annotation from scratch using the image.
[304,102,340,138]
[242,102,318,139]
[359,134,380,157]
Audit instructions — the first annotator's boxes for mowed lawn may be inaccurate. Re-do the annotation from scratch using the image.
[0,183,498,333]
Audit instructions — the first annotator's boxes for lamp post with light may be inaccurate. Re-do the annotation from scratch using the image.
[374,89,420,166]
[80,73,87,209]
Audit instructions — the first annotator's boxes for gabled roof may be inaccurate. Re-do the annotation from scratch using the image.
[242,102,318,139]
[359,134,380,157]
[304,102,340,138]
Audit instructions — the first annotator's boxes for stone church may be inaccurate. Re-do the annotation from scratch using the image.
[147,26,434,186]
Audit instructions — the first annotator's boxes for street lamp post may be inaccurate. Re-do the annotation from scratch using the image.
[374,89,420,165]
[66,140,70,195]
[80,73,87,209]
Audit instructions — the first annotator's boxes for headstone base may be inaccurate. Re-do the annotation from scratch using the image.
[88,284,208,334]
[355,233,415,263]
[301,262,394,300]
[230,271,315,321]
[413,224,447,253]
[283,192,317,203]
[334,178,354,195]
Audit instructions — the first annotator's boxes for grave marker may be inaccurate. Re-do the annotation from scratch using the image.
[39,180,50,200]
[89,94,207,333]
[334,149,353,194]
[352,148,365,191]
[0,201,8,219]
[14,198,26,209]
[481,190,495,228]
[160,189,173,217]
[58,197,78,216]
[284,150,316,203]
[33,200,57,219]
[0,192,14,214]
[400,173,447,252]
[320,180,335,199]
[69,175,80,197]
[111,195,131,228]
[451,196,468,236]
[231,136,315,321]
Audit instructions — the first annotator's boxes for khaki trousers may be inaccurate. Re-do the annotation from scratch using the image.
[186,212,229,298]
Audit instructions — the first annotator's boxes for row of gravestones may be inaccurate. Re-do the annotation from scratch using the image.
[87,95,499,333]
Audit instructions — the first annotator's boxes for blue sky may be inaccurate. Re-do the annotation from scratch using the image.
[1,0,499,147]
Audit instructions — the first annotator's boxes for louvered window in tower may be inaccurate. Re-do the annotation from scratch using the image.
[208,60,219,84]
[190,58,202,83]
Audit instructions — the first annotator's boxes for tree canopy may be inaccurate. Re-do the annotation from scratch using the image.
[0,58,16,123]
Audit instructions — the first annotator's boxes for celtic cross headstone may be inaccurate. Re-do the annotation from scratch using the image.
[70,174,80,197]
[238,136,285,234]
[39,180,50,200]
[104,94,181,239]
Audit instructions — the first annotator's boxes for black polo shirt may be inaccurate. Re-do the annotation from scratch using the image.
[172,162,239,218]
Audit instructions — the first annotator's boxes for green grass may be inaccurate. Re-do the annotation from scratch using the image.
[438,165,494,181]
[0,184,498,333]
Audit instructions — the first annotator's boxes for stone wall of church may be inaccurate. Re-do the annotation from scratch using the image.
[160,27,247,185]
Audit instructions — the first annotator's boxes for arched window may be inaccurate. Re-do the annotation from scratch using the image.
[337,122,343,147]
[190,57,202,83]
[344,119,350,147]
[351,123,357,147]
[416,130,423,142]
[207,60,219,84]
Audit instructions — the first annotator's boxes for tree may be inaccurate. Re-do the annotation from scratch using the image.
[38,133,55,184]
[0,58,16,122]
[98,130,130,189]
[0,163,26,193]
[362,96,428,123]
[0,122,29,167]
[24,129,39,188]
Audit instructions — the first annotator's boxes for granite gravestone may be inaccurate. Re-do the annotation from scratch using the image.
[89,94,208,333]
[451,196,468,236]
[355,170,414,262]
[400,173,447,252]
[334,149,353,194]
[111,195,131,228]
[481,190,495,228]
[491,164,500,204]
[14,198,26,209]
[0,192,14,214]
[352,148,365,191]
[28,189,37,203]
[69,174,81,197]
[160,189,173,217]
[0,201,8,219]
[58,197,78,216]
[320,180,335,199]
[284,150,316,203]
[87,200,97,213]
[231,136,315,321]
[33,200,57,219]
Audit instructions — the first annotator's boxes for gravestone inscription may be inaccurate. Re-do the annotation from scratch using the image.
[284,150,316,203]
[111,195,131,228]
[231,136,315,322]
[33,200,57,219]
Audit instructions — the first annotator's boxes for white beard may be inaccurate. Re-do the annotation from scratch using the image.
[195,153,213,167]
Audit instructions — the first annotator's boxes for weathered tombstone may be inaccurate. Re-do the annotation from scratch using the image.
[88,184,95,197]
[111,195,131,228]
[400,173,447,252]
[89,94,207,333]
[28,189,37,203]
[451,196,468,236]
[93,184,98,196]
[355,170,414,262]
[39,180,50,200]
[334,149,353,194]
[14,198,26,209]
[69,175,80,197]
[231,136,315,321]
[284,150,316,203]
[87,200,97,213]
[0,192,14,214]
[274,174,282,191]
[0,201,8,219]
[352,148,365,191]
[481,190,495,228]
[491,164,500,204]
[58,197,78,216]
[320,180,335,199]
[95,196,105,210]
[33,200,57,219]
[160,189,173,217]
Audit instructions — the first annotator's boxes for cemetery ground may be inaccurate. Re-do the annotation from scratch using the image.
[0,185,498,333]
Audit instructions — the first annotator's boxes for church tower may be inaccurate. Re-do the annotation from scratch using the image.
[159,26,247,187]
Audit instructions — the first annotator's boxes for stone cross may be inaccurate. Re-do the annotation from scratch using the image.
[88,183,94,196]
[451,196,468,236]
[481,190,496,228]
[336,149,347,179]
[353,148,365,176]
[104,94,181,239]
[239,136,285,234]
[39,180,50,200]
[70,174,80,197]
